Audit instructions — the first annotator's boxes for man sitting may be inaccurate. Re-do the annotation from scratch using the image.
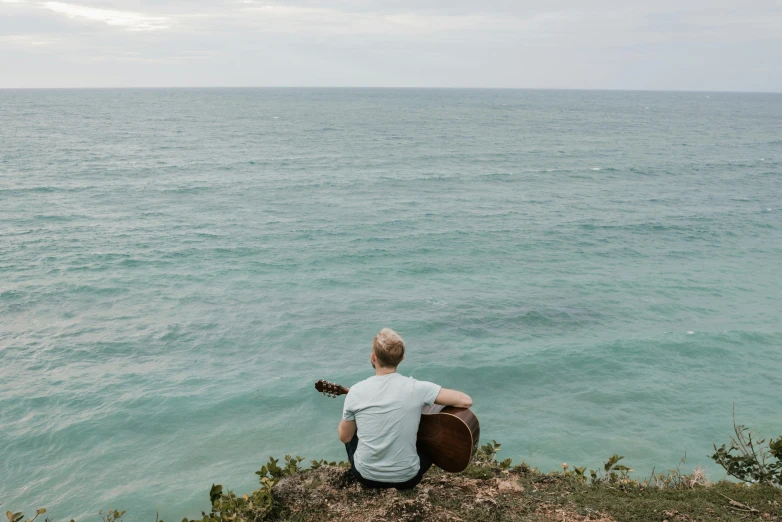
[338,328,473,489]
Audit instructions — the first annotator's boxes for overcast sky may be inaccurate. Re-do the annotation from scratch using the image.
[1,0,781,90]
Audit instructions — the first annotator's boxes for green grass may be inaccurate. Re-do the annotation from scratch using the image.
[568,480,782,521]
[410,467,782,522]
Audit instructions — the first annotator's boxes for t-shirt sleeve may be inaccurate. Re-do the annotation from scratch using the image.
[415,380,442,407]
[342,391,356,421]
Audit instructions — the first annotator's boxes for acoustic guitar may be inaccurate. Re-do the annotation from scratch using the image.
[315,379,480,472]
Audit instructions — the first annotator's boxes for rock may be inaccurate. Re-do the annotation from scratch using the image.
[495,479,524,492]
[384,495,432,522]
[273,474,311,505]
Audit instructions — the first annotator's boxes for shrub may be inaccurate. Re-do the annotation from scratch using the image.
[473,440,513,471]
[5,508,50,522]
[183,455,350,522]
[710,409,781,487]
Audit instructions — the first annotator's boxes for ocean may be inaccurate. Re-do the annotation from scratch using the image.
[1,88,780,520]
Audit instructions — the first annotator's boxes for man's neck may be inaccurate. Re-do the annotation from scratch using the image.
[375,366,397,377]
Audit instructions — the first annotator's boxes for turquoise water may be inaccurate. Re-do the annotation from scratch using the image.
[1,88,781,520]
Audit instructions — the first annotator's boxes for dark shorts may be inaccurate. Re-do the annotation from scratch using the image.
[344,434,433,490]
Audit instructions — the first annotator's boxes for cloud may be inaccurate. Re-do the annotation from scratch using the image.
[39,2,171,31]
[234,4,491,35]
[0,34,50,46]
[1,0,780,89]
[180,2,573,39]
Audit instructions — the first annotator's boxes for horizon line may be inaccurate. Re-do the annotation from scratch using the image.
[1,86,781,95]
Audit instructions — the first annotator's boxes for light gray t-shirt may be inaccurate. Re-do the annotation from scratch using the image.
[342,372,441,482]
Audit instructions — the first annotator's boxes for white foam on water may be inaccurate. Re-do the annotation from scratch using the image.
[415,296,447,307]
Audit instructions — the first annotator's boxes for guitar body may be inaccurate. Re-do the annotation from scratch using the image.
[315,380,480,473]
[418,404,480,472]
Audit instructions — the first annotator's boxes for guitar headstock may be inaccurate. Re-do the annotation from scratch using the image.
[315,380,349,398]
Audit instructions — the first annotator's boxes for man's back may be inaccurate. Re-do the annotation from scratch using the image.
[342,373,441,482]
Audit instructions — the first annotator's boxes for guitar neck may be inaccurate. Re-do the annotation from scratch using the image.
[315,380,349,397]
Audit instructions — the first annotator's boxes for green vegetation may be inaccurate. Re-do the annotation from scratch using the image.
[177,456,350,522]
[7,419,782,521]
[710,409,782,487]
[4,507,49,522]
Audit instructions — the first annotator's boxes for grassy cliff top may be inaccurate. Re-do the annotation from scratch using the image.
[269,463,781,522]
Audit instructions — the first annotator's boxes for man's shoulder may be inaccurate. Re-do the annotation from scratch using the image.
[405,374,441,389]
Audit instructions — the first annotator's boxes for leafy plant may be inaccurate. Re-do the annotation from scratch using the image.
[308,459,350,469]
[461,440,515,479]
[182,454,353,522]
[5,507,48,522]
[583,454,634,485]
[551,463,589,481]
[98,510,125,522]
[255,457,284,481]
[710,408,781,486]
[476,440,502,463]
[511,461,537,474]
[473,440,511,470]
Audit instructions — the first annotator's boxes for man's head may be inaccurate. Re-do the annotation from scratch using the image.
[371,328,405,369]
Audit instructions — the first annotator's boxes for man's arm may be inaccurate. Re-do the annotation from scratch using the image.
[434,388,473,408]
[338,419,356,443]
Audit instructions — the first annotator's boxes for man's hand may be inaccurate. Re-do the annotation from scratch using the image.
[338,419,356,443]
[435,388,473,408]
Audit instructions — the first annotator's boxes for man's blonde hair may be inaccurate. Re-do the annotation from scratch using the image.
[373,328,405,368]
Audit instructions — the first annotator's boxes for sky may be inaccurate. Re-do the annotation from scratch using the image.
[1,0,781,91]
